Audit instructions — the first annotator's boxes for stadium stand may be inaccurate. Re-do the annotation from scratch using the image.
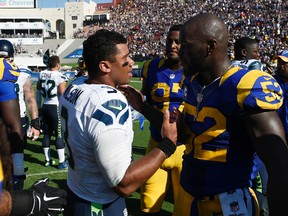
[74,0,288,65]
[4,0,288,68]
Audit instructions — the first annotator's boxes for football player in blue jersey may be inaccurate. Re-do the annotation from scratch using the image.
[232,37,264,71]
[140,24,185,215]
[232,36,268,215]
[174,13,287,216]
[0,40,66,215]
[0,40,40,190]
[60,29,177,216]
[75,56,88,78]
[0,39,26,190]
[120,13,288,216]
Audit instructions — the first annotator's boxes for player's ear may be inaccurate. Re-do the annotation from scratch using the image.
[99,60,111,73]
[241,49,247,58]
[207,40,217,54]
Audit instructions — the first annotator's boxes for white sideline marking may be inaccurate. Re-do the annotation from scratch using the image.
[27,170,68,177]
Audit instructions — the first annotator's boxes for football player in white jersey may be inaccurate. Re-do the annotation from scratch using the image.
[232,37,264,71]
[36,55,68,169]
[16,67,41,142]
[14,67,41,189]
[60,29,177,216]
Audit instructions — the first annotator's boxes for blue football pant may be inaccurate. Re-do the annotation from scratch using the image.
[42,104,64,149]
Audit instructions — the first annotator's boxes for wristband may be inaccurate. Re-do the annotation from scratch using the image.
[156,138,176,158]
[31,118,41,130]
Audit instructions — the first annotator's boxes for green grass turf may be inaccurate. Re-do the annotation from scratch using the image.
[24,77,174,215]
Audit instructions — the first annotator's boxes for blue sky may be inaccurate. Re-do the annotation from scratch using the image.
[37,0,112,8]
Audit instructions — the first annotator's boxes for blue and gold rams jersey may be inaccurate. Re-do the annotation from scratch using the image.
[0,58,20,82]
[142,58,185,141]
[181,66,282,197]
[0,58,20,102]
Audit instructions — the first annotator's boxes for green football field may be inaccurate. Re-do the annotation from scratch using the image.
[24,77,174,215]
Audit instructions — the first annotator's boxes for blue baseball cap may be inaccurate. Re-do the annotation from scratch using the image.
[273,50,288,62]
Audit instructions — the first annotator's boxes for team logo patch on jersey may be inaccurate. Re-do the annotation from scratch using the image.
[92,99,129,126]
[104,99,126,112]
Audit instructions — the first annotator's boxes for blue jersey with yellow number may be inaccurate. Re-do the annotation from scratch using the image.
[0,58,20,102]
[181,66,283,196]
[142,58,185,142]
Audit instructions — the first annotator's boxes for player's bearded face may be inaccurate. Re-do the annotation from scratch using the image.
[166,31,181,63]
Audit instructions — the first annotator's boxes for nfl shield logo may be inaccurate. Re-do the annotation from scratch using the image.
[230,202,240,213]
[170,74,175,79]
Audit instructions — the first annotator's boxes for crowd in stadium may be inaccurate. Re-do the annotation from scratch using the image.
[75,0,288,64]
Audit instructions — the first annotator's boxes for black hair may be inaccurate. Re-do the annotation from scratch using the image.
[234,37,258,59]
[82,29,127,75]
[168,24,183,32]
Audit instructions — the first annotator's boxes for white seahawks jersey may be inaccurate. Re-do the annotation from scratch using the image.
[38,70,68,105]
[15,68,31,118]
[59,83,133,204]
[232,59,264,71]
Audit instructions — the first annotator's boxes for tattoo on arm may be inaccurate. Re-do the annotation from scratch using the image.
[24,79,38,119]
